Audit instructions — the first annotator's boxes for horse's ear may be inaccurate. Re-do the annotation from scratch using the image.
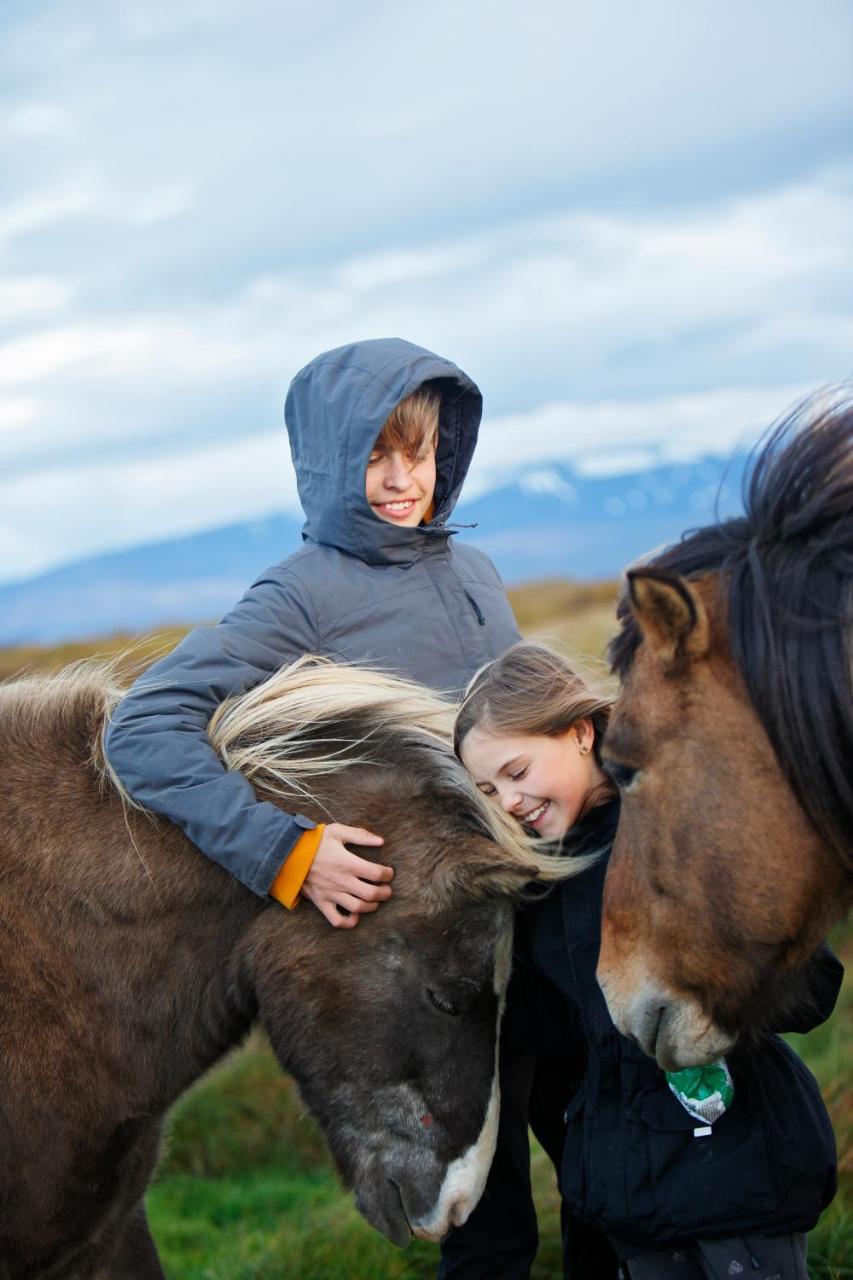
[464,860,541,896]
[627,569,710,672]
[450,858,540,900]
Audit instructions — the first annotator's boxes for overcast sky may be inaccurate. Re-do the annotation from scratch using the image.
[2,0,851,583]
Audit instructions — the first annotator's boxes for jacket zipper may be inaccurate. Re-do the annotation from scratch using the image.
[464,590,486,626]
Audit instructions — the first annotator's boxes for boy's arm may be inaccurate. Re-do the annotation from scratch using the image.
[105,568,325,898]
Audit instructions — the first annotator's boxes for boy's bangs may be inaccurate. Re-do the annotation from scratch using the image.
[375,387,440,456]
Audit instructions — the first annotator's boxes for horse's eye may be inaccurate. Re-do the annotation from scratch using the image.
[604,760,639,791]
[427,988,460,1017]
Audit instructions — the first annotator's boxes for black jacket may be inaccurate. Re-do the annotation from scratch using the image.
[526,800,840,1255]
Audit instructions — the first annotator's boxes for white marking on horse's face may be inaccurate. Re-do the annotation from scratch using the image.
[410,1069,500,1242]
[410,917,511,1242]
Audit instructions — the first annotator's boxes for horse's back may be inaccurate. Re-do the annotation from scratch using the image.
[0,669,159,885]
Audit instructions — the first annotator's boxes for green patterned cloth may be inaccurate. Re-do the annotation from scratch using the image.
[665,1059,734,1125]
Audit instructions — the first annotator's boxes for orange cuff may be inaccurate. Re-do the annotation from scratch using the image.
[269,824,326,909]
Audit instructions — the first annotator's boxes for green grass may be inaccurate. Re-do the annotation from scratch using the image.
[149,1037,445,1279]
[148,1172,443,1280]
[146,948,851,1280]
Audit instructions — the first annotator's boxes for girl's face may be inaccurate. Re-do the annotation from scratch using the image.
[460,721,605,840]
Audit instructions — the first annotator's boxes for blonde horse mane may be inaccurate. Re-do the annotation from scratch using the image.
[95,653,591,886]
[205,655,591,884]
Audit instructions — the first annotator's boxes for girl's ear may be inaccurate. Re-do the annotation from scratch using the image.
[575,717,595,754]
[561,718,594,754]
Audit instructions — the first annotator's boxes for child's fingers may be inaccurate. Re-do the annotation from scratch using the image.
[342,878,390,904]
[346,853,395,883]
[330,823,385,847]
[321,900,359,929]
[334,893,380,915]
[331,907,359,929]
[352,879,392,902]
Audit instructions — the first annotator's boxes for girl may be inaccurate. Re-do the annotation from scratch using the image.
[442,643,840,1280]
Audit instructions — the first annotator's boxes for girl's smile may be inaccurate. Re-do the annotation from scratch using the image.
[521,799,549,827]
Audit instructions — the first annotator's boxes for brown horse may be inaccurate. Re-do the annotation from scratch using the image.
[597,396,852,1069]
[0,656,569,1279]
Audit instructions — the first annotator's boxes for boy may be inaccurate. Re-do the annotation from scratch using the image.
[105,337,521,925]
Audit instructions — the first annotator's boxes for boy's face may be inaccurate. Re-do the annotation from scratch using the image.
[365,436,437,527]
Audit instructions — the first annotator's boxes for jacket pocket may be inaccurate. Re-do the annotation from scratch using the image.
[626,1081,778,1230]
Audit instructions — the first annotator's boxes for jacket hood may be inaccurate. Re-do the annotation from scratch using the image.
[284,338,482,565]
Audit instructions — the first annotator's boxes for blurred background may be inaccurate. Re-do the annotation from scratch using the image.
[2,0,853,642]
[1,1,850,1276]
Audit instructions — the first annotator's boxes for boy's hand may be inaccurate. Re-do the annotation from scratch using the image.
[301,823,393,929]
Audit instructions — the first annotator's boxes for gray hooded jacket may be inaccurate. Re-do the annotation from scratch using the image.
[104,338,520,897]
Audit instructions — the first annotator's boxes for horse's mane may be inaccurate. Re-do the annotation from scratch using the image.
[609,393,853,873]
[0,659,125,753]
[201,655,580,885]
[73,653,579,888]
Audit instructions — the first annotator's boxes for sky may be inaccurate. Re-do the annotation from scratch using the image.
[1,0,851,584]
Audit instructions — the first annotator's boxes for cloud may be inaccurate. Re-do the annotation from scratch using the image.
[0,275,73,323]
[464,384,812,498]
[2,0,851,271]
[0,0,850,582]
[1,167,850,466]
[0,396,39,432]
[0,427,297,581]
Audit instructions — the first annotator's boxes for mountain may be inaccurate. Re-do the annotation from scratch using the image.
[0,454,746,645]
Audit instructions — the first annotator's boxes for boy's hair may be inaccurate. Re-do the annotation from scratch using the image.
[454,643,614,779]
[374,385,441,456]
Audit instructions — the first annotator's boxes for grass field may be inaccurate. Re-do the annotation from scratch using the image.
[2,580,850,1278]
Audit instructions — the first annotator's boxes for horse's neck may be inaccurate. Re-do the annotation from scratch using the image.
[140,895,265,1101]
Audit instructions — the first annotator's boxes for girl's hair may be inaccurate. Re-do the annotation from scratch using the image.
[374,385,441,456]
[454,642,616,806]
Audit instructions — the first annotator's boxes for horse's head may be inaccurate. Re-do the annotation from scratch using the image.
[210,659,556,1245]
[248,789,531,1245]
[597,567,848,1068]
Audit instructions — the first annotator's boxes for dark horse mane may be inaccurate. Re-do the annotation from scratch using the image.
[609,394,853,875]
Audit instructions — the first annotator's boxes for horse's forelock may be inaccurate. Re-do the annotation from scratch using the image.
[609,394,853,872]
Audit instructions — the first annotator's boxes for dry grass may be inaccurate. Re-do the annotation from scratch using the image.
[0,627,191,684]
[0,580,622,685]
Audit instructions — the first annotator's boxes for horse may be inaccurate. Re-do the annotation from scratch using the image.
[0,655,573,1279]
[596,395,852,1070]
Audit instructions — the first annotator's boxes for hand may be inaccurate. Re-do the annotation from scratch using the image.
[301,823,393,929]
